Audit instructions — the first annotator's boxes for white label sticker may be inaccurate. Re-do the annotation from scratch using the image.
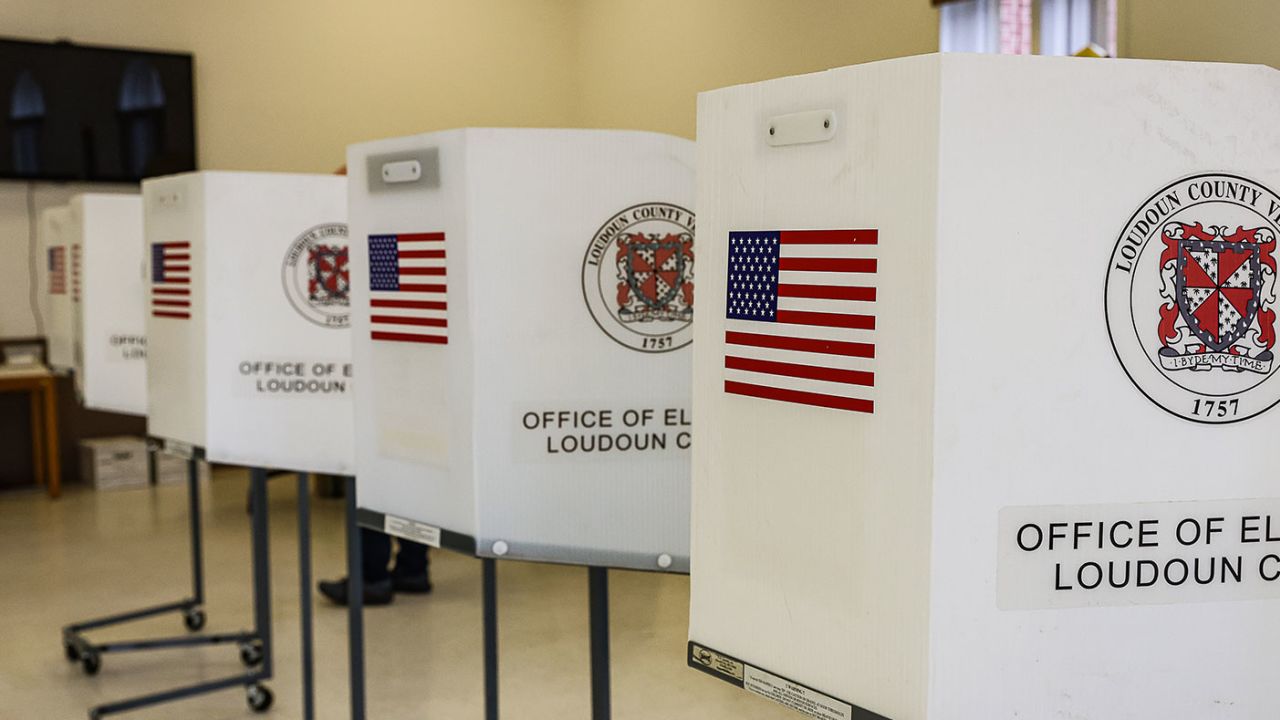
[106,333,147,363]
[231,357,353,398]
[383,514,442,548]
[513,402,691,462]
[998,497,1280,610]
[743,665,853,720]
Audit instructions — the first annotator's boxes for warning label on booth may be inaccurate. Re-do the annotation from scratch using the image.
[687,642,880,720]
[383,514,442,548]
[999,497,1280,610]
[744,666,853,720]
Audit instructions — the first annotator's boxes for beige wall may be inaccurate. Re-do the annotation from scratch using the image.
[573,0,939,138]
[1121,0,1280,70]
[0,0,581,173]
[0,0,940,171]
[0,0,1276,172]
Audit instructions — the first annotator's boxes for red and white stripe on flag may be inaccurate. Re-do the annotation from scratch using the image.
[151,241,192,319]
[368,232,448,345]
[723,229,877,414]
[999,0,1032,55]
[48,246,66,295]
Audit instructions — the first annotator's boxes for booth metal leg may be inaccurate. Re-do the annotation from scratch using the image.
[83,466,275,718]
[62,456,213,670]
[589,566,611,720]
[346,476,367,720]
[298,473,315,720]
[483,557,500,720]
[249,466,274,680]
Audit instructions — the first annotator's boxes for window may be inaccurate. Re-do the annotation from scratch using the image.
[938,0,1117,57]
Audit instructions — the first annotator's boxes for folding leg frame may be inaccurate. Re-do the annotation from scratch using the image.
[62,460,275,718]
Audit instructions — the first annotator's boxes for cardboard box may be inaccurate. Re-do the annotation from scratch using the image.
[69,194,146,416]
[79,436,148,490]
[142,171,353,474]
[689,54,1280,720]
[348,129,694,571]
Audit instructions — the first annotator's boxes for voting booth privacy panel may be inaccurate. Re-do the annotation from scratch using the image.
[40,205,76,370]
[69,194,147,416]
[689,54,1280,720]
[143,171,354,474]
[349,128,694,571]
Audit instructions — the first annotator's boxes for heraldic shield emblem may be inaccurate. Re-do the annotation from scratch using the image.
[308,245,350,306]
[283,222,351,328]
[1106,173,1280,424]
[616,232,694,323]
[1160,222,1276,370]
[581,202,695,353]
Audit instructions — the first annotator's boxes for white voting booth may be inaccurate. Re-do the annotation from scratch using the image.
[69,194,147,416]
[143,171,353,473]
[690,55,1280,720]
[40,205,76,371]
[348,128,694,571]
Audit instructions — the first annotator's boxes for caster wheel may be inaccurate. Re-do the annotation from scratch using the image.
[81,651,101,676]
[183,607,206,632]
[246,683,274,712]
[64,641,81,662]
[239,641,264,667]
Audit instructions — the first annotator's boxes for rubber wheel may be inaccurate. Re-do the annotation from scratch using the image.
[64,642,81,662]
[239,641,264,667]
[247,684,274,712]
[183,608,206,632]
[81,652,101,676]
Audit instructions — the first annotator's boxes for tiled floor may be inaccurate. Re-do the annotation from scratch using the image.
[0,468,791,719]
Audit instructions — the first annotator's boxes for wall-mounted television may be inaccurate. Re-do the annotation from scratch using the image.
[1,37,196,183]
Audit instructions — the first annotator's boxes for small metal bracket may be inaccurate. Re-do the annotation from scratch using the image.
[766,109,837,147]
[367,148,439,192]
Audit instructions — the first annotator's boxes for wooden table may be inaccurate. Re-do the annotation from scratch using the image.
[0,365,60,498]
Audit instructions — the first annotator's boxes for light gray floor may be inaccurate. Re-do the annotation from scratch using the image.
[0,467,791,719]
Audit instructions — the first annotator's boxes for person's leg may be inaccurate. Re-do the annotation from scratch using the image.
[318,528,395,605]
[362,528,392,583]
[390,539,432,593]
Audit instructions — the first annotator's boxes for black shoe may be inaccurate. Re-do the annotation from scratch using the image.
[391,573,433,594]
[317,578,393,606]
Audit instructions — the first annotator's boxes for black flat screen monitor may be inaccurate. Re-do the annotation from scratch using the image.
[0,37,196,182]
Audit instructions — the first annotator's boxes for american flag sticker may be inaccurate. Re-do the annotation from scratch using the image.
[723,229,877,414]
[151,241,192,319]
[48,247,66,295]
[368,232,447,345]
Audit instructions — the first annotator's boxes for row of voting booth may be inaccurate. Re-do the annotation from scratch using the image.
[39,53,1280,720]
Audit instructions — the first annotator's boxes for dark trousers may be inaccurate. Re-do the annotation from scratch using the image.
[361,528,430,584]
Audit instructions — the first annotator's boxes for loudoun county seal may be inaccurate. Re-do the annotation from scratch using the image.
[282,223,351,328]
[581,202,695,353]
[1105,173,1280,423]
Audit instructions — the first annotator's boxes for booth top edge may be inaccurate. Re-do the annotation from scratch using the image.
[140,169,350,189]
[345,126,694,155]
[69,192,141,208]
[696,51,1277,102]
